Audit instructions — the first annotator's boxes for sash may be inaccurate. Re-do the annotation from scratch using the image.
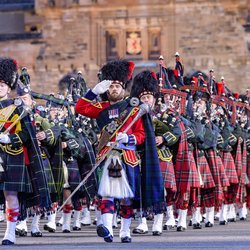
[97,99,138,153]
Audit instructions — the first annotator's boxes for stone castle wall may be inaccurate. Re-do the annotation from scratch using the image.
[0,0,249,94]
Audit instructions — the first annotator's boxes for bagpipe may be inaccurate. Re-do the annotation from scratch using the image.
[156,55,187,115]
[19,68,98,146]
[155,55,249,126]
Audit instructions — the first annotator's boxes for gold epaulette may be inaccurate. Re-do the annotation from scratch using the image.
[91,102,103,109]
[131,107,139,116]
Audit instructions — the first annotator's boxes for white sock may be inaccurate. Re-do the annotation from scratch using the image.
[62,212,72,231]
[3,221,16,243]
[102,213,113,236]
[205,207,214,224]
[31,214,41,233]
[73,210,81,228]
[119,217,131,238]
[177,209,187,228]
[152,213,163,233]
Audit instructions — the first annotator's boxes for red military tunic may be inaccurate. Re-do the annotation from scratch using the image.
[75,93,145,166]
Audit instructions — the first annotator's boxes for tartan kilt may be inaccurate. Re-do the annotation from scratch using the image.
[224,184,238,204]
[200,188,215,208]
[221,152,238,184]
[235,183,246,205]
[187,151,201,188]
[247,154,250,187]
[205,149,226,206]
[216,154,230,187]
[66,159,84,192]
[0,151,32,193]
[42,158,57,195]
[197,155,215,189]
[175,150,200,191]
[160,160,176,191]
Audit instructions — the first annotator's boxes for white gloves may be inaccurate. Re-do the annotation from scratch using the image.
[0,134,10,144]
[92,80,112,95]
[116,132,128,144]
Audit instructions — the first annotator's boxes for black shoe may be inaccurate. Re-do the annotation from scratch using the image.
[104,235,113,243]
[72,226,81,231]
[62,229,71,233]
[193,223,202,229]
[121,236,132,243]
[97,224,113,243]
[163,225,175,230]
[92,220,97,225]
[205,222,213,227]
[56,222,62,227]
[177,226,186,232]
[228,218,236,222]
[219,220,228,225]
[188,220,192,226]
[15,228,27,236]
[152,231,162,236]
[31,231,43,237]
[132,228,148,234]
[240,217,246,221]
[44,224,56,233]
[112,225,118,229]
[2,239,14,245]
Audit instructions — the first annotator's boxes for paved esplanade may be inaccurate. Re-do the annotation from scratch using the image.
[1,215,250,250]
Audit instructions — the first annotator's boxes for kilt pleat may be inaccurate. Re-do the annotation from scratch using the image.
[66,159,83,190]
[216,154,230,187]
[0,153,32,193]
[205,149,227,206]
[197,155,215,189]
[222,152,238,184]
[232,140,248,204]
[43,158,57,194]
[175,150,200,191]
[201,188,215,208]
[160,160,176,191]
[247,154,250,187]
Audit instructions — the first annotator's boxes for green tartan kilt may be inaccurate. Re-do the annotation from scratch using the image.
[0,152,32,193]
[43,158,57,194]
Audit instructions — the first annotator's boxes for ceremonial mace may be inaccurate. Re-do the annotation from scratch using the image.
[58,102,151,212]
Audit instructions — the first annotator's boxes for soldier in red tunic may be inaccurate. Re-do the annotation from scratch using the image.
[75,59,163,243]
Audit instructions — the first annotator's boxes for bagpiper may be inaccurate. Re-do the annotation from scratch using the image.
[75,59,164,243]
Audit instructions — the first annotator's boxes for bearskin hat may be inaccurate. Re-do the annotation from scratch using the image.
[130,70,159,98]
[0,57,18,90]
[58,73,77,93]
[99,59,135,89]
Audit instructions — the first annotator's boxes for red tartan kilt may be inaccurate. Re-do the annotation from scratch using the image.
[247,154,250,187]
[216,154,230,187]
[224,184,237,204]
[160,160,176,191]
[175,150,200,191]
[235,183,246,205]
[188,151,201,188]
[222,152,239,184]
[197,155,215,189]
[200,188,215,208]
[205,150,226,205]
